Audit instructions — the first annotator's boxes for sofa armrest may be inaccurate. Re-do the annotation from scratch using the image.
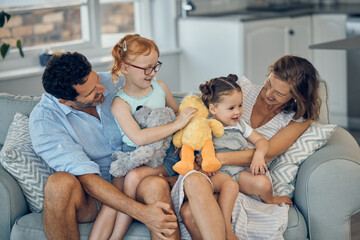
[294,127,360,240]
[0,164,29,240]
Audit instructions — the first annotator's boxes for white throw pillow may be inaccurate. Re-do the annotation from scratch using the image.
[270,123,336,198]
[0,112,54,212]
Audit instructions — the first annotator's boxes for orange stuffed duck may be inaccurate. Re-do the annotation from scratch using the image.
[172,95,224,175]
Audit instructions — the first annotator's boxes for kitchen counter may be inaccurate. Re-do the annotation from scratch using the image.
[309,36,360,50]
[185,3,360,22]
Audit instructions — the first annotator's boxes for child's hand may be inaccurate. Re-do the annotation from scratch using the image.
[195,153,202,166]
[175,107,197,129]
[173,147,181,155]
[250,155,268,175]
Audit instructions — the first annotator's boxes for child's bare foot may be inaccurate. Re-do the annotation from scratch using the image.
[272,196,293,206]
[226,229,239,240]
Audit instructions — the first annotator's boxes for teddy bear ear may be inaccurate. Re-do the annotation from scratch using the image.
[133,106,152,127]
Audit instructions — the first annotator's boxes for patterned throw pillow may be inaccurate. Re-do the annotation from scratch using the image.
[270,123,336,198]
[0,112,54,212]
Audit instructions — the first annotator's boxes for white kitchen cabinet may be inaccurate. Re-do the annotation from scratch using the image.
[178,15,312,92]
[312,14,347,127]
[244,16,312,85]
[178,16,245,93]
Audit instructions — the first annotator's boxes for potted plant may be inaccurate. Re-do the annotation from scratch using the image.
[0,10,24,59]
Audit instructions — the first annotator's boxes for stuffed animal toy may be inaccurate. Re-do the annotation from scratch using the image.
[110,106,176,177]
[172,95,224,175]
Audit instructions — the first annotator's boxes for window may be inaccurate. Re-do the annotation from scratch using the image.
[0,0,151,72]
[100,0,135,47]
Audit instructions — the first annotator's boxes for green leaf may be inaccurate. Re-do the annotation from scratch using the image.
[0,12,5,28]
[0,11,11,28]
[16,39,24,57]
[1,43,10,59]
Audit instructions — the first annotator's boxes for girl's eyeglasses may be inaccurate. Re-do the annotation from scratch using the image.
[124,61,162,75]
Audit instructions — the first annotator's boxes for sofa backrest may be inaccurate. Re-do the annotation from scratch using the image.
[0,79,330,148]
[0,93,41,148]
[317,79,330,125]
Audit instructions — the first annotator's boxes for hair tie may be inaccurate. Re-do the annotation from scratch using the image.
[123,40,127,52]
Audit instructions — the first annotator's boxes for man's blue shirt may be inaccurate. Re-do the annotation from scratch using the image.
[29,72,124,182]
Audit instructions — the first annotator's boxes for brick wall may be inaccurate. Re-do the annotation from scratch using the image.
[0,3,134,48]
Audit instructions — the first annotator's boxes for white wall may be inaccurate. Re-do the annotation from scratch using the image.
[0,51,181,96]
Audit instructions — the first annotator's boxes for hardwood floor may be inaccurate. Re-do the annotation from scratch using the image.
[348,129,360,240]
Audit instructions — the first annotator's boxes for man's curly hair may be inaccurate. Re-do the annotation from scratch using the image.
[42,52,92,101]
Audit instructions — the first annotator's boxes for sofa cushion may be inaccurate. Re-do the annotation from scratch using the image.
[0,93,41,146]
[0,112,53,212]
[11,212,151,240]
[270,123,336,198]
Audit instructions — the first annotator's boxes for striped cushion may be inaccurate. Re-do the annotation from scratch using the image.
[0,112,53,212]
[270,123,336,198]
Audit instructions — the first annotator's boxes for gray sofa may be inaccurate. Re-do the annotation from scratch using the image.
[1,79,360,240]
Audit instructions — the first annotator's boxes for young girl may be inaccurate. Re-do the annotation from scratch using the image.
[90,34,197,240]
[197,74,272,240]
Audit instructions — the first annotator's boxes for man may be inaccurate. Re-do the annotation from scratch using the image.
[29,52,178,240]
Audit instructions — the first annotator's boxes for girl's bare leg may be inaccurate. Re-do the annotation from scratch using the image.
[211,173,239,240]
[110,166,169,239]
[238,171,293,205]
[183,172,226,240]
[89,177,124,240]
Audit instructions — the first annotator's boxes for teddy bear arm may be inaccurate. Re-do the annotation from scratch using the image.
[208,119,225,138]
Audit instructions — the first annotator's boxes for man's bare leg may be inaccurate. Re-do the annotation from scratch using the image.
[183,173,226,240]
[136,175,180,240]
[43,172,98,240]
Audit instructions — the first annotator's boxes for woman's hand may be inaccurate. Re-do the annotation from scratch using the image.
[195,154,215,177]
[195,153,202,166]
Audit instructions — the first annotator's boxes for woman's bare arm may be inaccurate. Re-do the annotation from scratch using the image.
[265,120,310,160]
[216,120,311,166]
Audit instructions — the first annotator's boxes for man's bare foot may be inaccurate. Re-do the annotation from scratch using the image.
[272,196,293,206]
[226,230,239,240]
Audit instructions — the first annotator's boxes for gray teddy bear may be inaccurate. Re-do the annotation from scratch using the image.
[109,106,176,178]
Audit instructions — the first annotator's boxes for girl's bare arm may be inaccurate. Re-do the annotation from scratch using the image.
[158,79,179,114]
[111,97,196,146]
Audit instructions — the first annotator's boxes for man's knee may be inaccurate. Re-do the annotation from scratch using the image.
[44,172,81,202]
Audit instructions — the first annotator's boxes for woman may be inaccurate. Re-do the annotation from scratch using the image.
[172,55,321,239]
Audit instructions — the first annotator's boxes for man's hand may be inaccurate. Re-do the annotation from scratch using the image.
[143,201,178,240]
